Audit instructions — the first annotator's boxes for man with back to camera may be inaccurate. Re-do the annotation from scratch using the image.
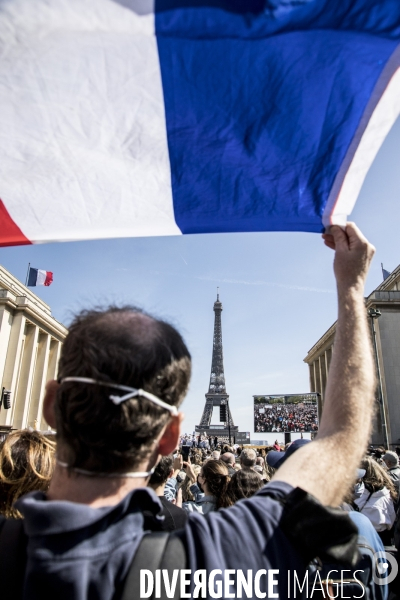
[220,452,236,476]
[239,448,257,469]
[383,451,400,482]
[4,223,376,599]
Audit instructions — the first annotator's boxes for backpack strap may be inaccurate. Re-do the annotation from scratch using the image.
[279,487,360,567]
[121,532,186,600]
[0,517,27,600]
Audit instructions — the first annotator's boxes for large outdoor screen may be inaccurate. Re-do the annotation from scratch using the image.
[253,394,319,434]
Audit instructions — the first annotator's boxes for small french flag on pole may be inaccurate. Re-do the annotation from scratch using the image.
[27,267,53,287]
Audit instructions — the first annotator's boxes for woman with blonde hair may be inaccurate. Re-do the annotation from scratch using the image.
[0,429,56,518]
[354,456,397,545]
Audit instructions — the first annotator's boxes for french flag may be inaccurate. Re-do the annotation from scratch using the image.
[0,0,399,247]
[27,268,53,287]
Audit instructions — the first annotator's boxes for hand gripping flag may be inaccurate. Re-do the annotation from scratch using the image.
[0,0,399,246]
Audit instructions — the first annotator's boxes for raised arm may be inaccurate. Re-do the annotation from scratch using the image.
[273,223,376,505]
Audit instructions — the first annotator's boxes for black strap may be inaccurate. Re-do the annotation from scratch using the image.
[358,490,373,512]
[121,532,186,600]
[0,517,27,600]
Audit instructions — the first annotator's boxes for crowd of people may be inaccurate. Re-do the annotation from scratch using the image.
[254,403,318,433]
[2,430,400,550]
[1,430,400,596]
[0,223,398,598]
[179,433,229,449]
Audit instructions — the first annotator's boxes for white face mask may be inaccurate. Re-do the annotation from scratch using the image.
[60,376,178,414]
[354,481,365,498]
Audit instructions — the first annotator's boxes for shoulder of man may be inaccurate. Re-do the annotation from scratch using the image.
[0,516,27,600]
[184,483,359,571]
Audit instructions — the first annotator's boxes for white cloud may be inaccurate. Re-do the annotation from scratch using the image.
[196,275,334,294]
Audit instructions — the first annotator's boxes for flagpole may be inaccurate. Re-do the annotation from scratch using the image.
[25,263,30,286]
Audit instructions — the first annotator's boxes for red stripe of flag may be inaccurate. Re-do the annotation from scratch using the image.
[44,272,53,286]
[0,199,31,247]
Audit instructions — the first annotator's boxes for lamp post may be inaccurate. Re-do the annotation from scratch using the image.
[368,308,389,449]
[225,398,232,446]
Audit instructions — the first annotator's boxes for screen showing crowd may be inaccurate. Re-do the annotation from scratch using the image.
[253,394,319,433]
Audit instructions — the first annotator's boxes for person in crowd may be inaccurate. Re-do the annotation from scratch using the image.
[199,435,210,449]
[0,429,55,519]
[220,452,236,476]
[144,455,188,531]
[265,463,276,480]
[239,448,257,469]
[193,452,203,466]
[373,446,386,465]
[182,459,230,514]
[341,498,389,600]
[222,445,233,454]
[255,456,265,468]
[255,456,269,481]
[267,442,389,599]
[353,468,367,501]
[2,223,377,600]
[163,454,184,501]
[354,456,397,545]
[180,464,201,502]
[382,451,400,489]
[221,469,264,507]
[211,450,220,460]
[266,439,311,470]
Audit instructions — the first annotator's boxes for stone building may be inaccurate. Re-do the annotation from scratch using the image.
[304,265,400,447]
[0,265,67,431]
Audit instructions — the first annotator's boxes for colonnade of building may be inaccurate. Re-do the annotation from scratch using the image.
[0,266,67,431]
[308,345,333,402]
[305,262,400,447]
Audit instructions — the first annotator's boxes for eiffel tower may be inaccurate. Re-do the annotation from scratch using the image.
[195,291,238,442]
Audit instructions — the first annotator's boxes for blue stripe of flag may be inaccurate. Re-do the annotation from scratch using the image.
[27,268,38,286]
[156,25,398,233]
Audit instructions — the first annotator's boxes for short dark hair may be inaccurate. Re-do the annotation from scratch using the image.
[149,455,173,487]
[56,306,191,473]
[225,469,263,506]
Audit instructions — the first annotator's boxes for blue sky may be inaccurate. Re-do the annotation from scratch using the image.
[1,117,399,442]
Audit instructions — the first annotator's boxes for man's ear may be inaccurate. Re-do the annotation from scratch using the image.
[158,412,183,456]
[43,380,59,429]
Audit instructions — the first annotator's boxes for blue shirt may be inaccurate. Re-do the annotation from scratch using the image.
[348,511,388,600]
[15,481,306,599]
